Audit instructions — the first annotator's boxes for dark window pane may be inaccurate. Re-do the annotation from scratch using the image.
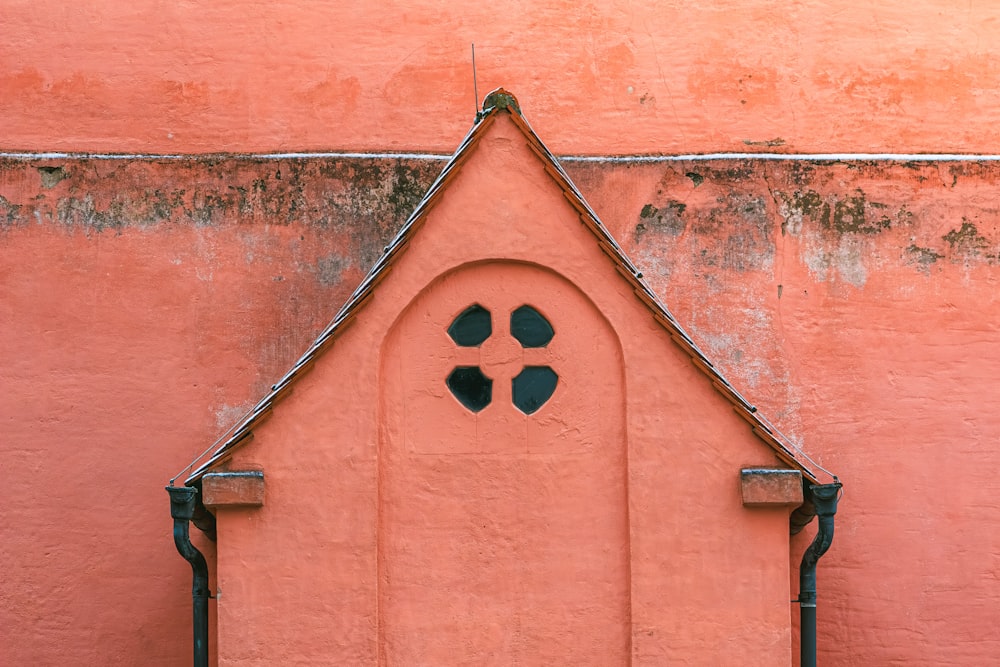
[512,366,558,415]
[510,305,554,348]
[447,304,492,347]
[447,366,493,412]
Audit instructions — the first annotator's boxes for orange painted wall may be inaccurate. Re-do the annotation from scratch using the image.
[3,2,1000,665]
[4,155,1000,664]
[3,1,1000,154]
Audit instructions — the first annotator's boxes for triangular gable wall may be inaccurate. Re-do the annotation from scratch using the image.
[179,89,834,488]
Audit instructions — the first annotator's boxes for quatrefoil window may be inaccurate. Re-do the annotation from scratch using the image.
[446,304,558,414]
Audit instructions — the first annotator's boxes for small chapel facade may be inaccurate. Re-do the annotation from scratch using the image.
[171,90,839,666]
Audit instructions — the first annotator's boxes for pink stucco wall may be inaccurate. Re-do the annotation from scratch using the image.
[3,2,1000,664]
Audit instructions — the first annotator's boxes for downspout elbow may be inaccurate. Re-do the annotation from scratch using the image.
[798,482,842,667]
[799,483,842,605]
[167,485,211,667]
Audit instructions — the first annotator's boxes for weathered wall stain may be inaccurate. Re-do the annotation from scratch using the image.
[635,200,686,239]
[942,220,993,260]
[0,193,21,225]
[562,156,1000,440]
[772,185,910,287]
[906,244,945,272]
[776,187,908,236]
[557,159,1000,296]
[314,252,352,286]
[0,158,442,260]
[6,157,999,283]
[697,193,774,272]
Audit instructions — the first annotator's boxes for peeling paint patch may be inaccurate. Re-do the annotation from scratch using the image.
[635,200,686,239]
[776,188,906,237]
[386,163,429,221]
[776,190,824,236]
[52,189,186,231]
[906,244,944,272]
[831,191,895,234]
[685,172,704,187]
[56,195,126,233]
[37,166,68,189]
[775,185,921,285]
[0,194,22,228]
[743,137,785,147]
[942,220,990,258]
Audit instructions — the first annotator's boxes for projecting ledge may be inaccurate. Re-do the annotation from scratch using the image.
[202,471,265,508]
[741,468,803,507]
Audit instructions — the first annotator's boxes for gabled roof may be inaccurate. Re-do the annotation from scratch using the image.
[177,88,837,488]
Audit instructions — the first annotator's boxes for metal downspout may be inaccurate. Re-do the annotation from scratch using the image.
[167,486,211,667]
[798,482,842,667]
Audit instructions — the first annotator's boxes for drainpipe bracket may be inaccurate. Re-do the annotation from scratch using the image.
[740,468,804,507]
[202,470,265,508]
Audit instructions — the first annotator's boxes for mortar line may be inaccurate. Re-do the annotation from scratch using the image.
[6,151,1000,162]
[561,153,1000,162]
[0,152,453,160]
